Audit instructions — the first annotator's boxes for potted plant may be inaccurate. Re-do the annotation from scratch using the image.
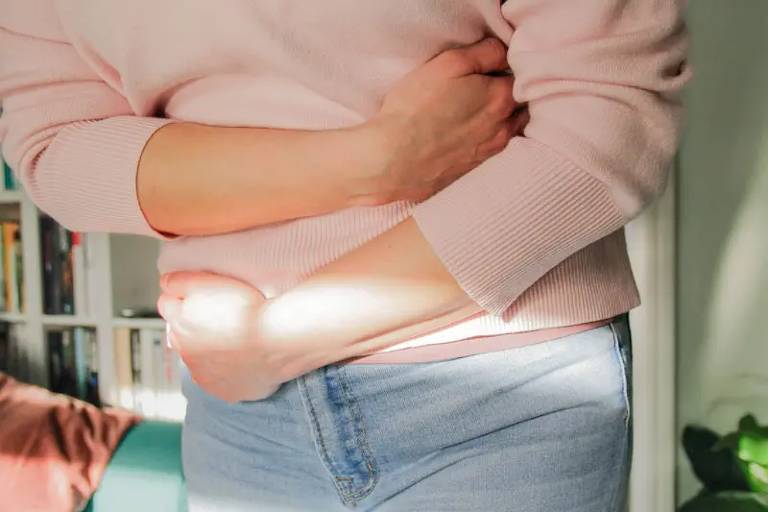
[680,414,768,511]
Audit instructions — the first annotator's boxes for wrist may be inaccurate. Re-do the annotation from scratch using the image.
[341,116,403,207]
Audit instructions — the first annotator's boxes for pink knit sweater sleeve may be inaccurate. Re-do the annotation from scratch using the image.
[0,3,175,238]
[411,0,692,317]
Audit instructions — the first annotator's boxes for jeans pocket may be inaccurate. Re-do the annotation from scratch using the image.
[608,313,633,430]
[607,313,634,511]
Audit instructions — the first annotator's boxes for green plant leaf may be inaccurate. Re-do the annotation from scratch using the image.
[715,433,742,453]
[743,462,768,494]
[738,414,768,440]
[740,415,760,432]
[740,434,768,467]
[723,415,768,465]
[679,491,768,512]
[683,425,751,492]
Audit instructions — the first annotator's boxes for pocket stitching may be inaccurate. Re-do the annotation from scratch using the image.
[608,319,631,430]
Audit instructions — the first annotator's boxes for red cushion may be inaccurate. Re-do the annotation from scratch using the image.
[0,372,141,512]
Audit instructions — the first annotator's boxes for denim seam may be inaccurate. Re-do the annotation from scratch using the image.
[608,320,631,430]
[296,375,355,506]
[335,366,380,502]
[607,318,631,511]
[297,370,380,508]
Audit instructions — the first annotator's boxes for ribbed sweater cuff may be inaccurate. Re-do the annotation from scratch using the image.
[411,137,626,318]
[32,116,179,239]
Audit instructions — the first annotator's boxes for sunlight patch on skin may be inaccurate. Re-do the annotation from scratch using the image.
[258,284,386,337]
[180,286,254,337]
[254,275,459,343]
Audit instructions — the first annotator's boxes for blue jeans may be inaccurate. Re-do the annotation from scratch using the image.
[180,314,633,511]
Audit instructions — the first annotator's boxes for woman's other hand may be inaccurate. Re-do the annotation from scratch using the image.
[367,36,528,204]
[157,271,281,403]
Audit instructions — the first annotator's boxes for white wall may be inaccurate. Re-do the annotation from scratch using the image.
[676,1,768,504]
[109,234,161,316]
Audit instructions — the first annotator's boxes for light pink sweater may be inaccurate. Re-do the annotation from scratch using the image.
[0,1,691,360]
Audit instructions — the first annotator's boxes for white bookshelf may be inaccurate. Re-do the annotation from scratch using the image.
[0,183,182,420]
[0,190,23,204]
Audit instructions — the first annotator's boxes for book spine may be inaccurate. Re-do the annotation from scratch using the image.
[47,330,63,393]
[113,327,134,410]
[0,222,5,312]
[60,329,77,397]
[71,232,88,317]
[57,224,74,314]
[151,330,166,411]
[40,216,56,314]
[129,328,142,413]
[7,223,19,312]
[0,321,9,373]
[83,234,100,318]
[73,327,87,399]
[13,226,23,313]
[85,329,100,406]
[2,224,17,312]
[139,328,157,418]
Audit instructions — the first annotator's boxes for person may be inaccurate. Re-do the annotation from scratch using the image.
[0,1,691,510]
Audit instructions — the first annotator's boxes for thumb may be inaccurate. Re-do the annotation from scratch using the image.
[436,37,509,77]
[157,296,184,351]
[157,294,181,323]
[161,270,253,298]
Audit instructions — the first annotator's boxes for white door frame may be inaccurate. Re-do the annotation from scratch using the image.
[624,162,678,511]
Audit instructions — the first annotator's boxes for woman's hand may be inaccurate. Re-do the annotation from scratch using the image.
[157,271,282,403]
[367,36,528,204]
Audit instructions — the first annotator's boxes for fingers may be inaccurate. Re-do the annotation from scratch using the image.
[157,294,180,322]
[160,270,251,298]
[157,295,182,350]
[492,107,530,148]
[487,74,517,118]
[166,322,179,351]
[436,37,509,77]
[473,106,530,160]
[508,106,530,135]
[158,296,203,356]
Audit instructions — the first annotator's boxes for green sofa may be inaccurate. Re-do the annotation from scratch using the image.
[83,420,187,512]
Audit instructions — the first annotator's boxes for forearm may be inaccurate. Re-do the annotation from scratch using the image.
[137,120,390,236]
[255,216,483,380]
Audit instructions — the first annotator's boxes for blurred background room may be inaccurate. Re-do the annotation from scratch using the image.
[0,1,766,511]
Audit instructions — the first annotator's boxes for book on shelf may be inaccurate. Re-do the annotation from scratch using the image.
[46,326,99,406]
[79,328,100,405]
[39,214,92,316]
[71,232,89,317]
[0,322,7,373]
[0,321,28,381]
[113,326,185,421]
[42,325,184,419]
[113,327,133,409]
[0,220,23,313]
